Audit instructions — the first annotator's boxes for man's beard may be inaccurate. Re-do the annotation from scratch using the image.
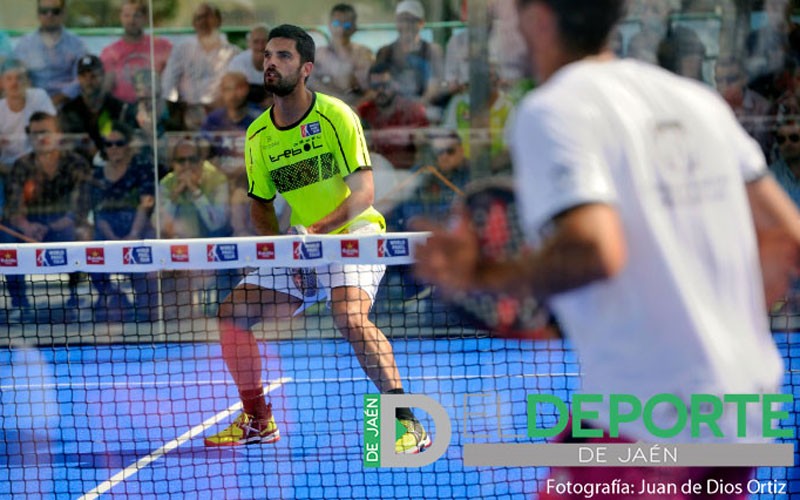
[124,27,144,38]
[375,91,395,108]
[264,68,301,97]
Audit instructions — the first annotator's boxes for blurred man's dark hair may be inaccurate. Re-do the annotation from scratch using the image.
[518,0,626,55]
[268,24,316,64]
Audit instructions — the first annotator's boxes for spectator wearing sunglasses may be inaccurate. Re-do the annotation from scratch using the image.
[89,121,157,322]
[159,137,229,240]
[388,129,470,231]
[357,62,429,170]
[382,129,471,327]
[769,105,800,208]
[714,56,772,156]
[308,4,374,107]
[60,55,130,163]
[12,0,88,108]
[441,62,514,173]
[159,137,230,319]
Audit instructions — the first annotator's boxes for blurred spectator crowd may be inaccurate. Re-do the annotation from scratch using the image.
[0,0,799,322]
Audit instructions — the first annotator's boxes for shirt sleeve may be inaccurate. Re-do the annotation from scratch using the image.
[30,88,56,115]
[325,104,371,175]
[160,43,183,102]
[245,125,277,201]
[510,96,617,240]
[725,103,768,182]
[61,35,88,100]
[99,45,117,73]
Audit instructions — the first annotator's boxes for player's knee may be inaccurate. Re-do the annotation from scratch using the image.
[218,299,233,320]
[333,311,367,338]
[218,289,258,330]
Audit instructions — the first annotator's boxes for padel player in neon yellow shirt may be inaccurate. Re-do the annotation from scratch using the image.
[245,87,384,234]
[204,24,431,455]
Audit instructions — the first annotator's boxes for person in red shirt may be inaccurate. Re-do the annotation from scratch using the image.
[356,62,429,170]
[100,0,172,104]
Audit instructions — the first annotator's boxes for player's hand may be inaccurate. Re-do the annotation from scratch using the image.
[23,221,48,242]
[286,225,319,296]
[172,178,190,199]
[136,104,152,129]
[411,208,481,294]
[139,195,155,211]
[184,173,201,193]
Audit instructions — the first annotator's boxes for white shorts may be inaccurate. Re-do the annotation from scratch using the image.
[239,262,386,306]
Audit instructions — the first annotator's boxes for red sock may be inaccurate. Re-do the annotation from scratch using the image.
[240,388,271,421]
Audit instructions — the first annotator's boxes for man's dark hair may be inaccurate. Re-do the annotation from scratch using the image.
[107,120,134,143]
[519,0,626,55]
[122,0,148,16]
[26,111,59,134]
[38,0,66,8]
[657,26,706,75]
[268,24,316,64]
[715,55,745,75]
[367,61,393,77]
[331,3,357,20]
[197,2,222,24]
[171,137,201,161]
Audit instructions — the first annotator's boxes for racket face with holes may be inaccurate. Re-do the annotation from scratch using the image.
[444,177,561,340]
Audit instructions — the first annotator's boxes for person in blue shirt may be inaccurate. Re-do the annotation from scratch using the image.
[89,121,157,322]
[13,0,88,107]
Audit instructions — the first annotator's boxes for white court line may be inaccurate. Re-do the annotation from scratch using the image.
[1,372,580,391]
[77,377,291,500]
[0,379,235,390]
[295,372,580,384]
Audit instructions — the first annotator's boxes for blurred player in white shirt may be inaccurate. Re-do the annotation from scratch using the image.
[415,0,800,496]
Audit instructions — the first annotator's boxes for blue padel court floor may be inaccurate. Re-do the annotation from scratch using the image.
[0,335,797,499]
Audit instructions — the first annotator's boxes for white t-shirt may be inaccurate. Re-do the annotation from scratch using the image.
[509,59,784,443]
[160,35,240,105]
[0,88,56,165]
[227,49,263,86]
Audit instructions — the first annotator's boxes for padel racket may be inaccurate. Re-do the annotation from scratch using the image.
[443,177,561,340]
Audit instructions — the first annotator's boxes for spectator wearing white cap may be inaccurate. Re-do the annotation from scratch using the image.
[375,0,443,112]
[309,4,374,107]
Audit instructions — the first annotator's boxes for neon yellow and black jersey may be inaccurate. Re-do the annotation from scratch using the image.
[245,92,385,234]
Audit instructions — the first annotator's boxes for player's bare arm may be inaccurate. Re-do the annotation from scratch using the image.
[250,197,280,236]
[746,175,800,305]
[415,203,626,300]
[306,169,375,234]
